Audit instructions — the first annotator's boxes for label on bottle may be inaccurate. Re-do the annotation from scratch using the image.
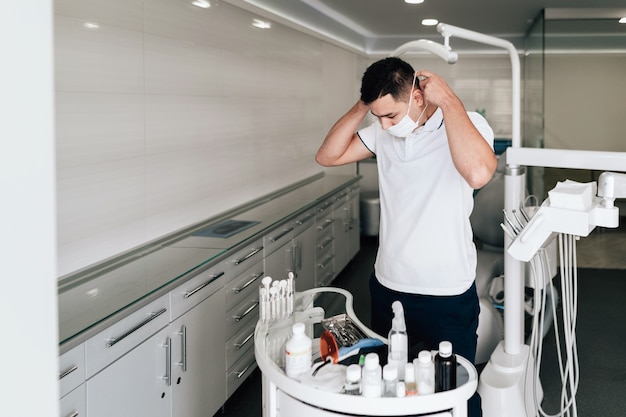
[285,345,312,378]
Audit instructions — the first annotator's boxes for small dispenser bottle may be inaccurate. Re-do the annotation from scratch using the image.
[344,364,362,395]
[415,350,435,395]
[435,341,457,392]
[404,362,418,396]
[361,353,382,398]
[285,322,312,379]
[388,301,408,380]
[382,364,398,397]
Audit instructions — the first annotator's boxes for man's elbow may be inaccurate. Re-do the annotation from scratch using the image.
[315,152,334,167]
[467,161,497,189]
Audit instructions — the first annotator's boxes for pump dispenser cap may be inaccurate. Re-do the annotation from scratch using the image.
[439,341,452,357]
[391,301,406,331]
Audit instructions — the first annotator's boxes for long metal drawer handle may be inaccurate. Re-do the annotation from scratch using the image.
[232,301,259,322]
[234,247,263,265]
[318,255,335,270]
[161,336,172,387]
[234,272,263,293]
[65,412,79,417]
[176,325,187,372]
[59,364,78,380]
[105,308,167,348]
[317,237,333,251]
[269,227,294,242]
[183,272,224,299]
[317,219,333,231]
[295,213,315,225]
[233,363,253,379]
[234,332,254,350]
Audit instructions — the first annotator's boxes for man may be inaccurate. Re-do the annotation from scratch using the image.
[316,57,496,415]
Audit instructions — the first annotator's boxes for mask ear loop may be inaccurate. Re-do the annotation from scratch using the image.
[406,73,418,114]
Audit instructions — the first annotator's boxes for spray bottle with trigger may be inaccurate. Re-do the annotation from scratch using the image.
[387,300,408,381]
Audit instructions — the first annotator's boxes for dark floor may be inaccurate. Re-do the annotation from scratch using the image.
[215,235,626,417]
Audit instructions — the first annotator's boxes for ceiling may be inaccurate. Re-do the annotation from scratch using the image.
[223,0,626,54]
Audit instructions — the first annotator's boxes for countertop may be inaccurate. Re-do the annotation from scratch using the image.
[58,174,360,351]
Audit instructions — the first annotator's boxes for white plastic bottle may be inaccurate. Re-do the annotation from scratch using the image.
[361,353,382,397]
[404,362,418,396]
[387,300,408,380]
[285,322,312,379]
[382,364,398,397]
[415,350,435,395]
[344,364,362,395]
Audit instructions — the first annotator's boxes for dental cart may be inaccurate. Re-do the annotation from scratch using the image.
[254,287,478,417]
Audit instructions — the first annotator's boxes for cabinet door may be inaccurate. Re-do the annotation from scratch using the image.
[293,224,316,291]
[171,288,226,417]
[86,327,171,417]
[264,240,293,281]
[333,199,351,273]
[346,193,360,260]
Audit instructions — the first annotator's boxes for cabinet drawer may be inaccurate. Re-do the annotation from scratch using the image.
[84,295,170,378]
[291,209,316,238]
[170,262,225,320]
[316,251,335,287]
[59,343,85,398]
[225,320,256,369]
[224,260,264,312]
[221,238,264,278]
[226,347,256,398]
[225,298,259,340]
[264,222,296,256]
[60,383,85,417]
[316,234,334,258]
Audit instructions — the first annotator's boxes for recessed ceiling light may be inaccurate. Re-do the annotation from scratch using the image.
[619,17,626,24]
[83,21,100,30]
[421,19,438,26]
[191,0,210,9]
[405,0,424,4]
[252,18,272,29]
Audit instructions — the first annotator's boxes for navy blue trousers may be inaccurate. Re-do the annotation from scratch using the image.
[369,273,482,417]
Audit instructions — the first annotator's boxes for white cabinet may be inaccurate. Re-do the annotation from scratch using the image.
[334,186,360,271]
[315,204,335,287]
[85,271,225,417]
[263,210,316,292]
[86,325,172,417]
[170,289,225,417]
[60,383,85,417]
[59,343,85,417]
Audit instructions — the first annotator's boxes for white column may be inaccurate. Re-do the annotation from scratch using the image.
[0,1,59,417]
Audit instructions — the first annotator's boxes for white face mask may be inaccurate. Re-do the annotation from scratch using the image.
[385,74,428,138]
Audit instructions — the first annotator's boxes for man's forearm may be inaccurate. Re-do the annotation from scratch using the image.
[315,100,370,166]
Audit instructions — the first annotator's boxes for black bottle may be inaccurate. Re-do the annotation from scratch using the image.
[435,341,457,392]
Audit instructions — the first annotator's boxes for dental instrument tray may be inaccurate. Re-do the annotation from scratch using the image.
[321,314,368,348]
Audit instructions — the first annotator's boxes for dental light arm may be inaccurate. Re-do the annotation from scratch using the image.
[390,39,458,63]
[507,174,623,262]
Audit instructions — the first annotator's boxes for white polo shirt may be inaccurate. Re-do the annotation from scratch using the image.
[358,108,494,296]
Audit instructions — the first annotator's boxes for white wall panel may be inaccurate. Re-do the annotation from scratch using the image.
[56,0,331,276]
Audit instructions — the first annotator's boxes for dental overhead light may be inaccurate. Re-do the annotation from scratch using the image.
[390,39,458,64]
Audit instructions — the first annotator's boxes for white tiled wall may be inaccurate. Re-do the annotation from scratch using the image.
[55,0,519,277]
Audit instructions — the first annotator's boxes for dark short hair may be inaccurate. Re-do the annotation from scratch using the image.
[360,57,415,104]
